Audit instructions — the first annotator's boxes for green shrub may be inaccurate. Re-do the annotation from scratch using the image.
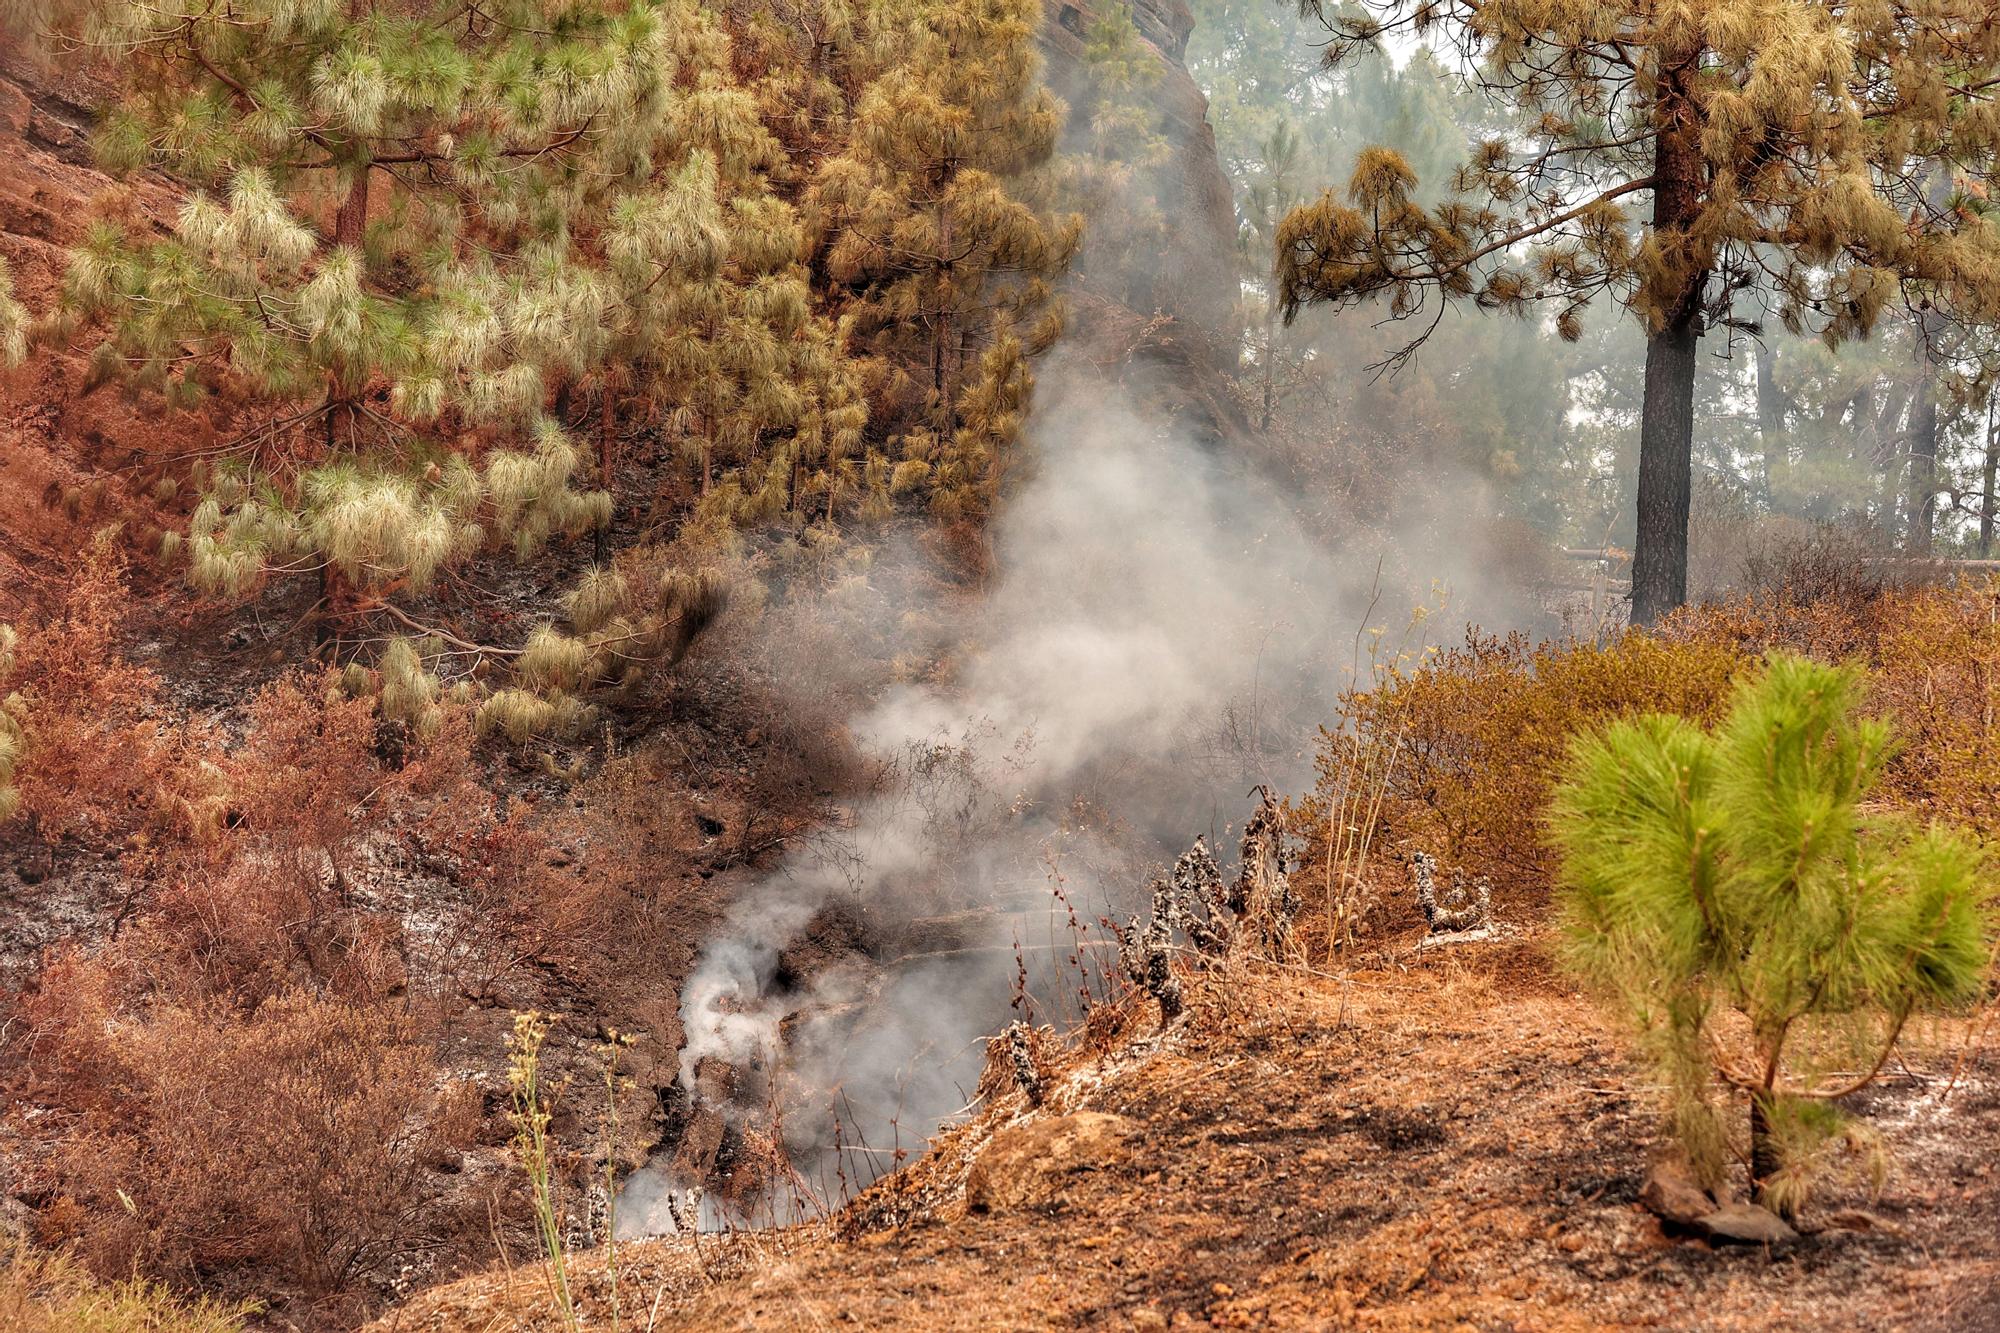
[1551,653,1995,1216]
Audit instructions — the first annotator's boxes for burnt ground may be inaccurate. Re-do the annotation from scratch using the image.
[371,928,2000,1332]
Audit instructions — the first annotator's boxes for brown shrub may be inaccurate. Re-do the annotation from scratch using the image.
[1672,578,2000,827]
[1299,629,1744,903]
[118,677,474,1008]
[2,536,166,850]
[4,670,500,1317]
[36,990,466,1303]
[1305,579,2000,924]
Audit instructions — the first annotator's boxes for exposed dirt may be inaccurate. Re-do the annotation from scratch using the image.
[372,927,2000,1331]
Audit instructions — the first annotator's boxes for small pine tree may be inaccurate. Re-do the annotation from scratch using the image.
[1552,654,1995,1216]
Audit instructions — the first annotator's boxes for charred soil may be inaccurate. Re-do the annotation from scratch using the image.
[374,928,2000,1331]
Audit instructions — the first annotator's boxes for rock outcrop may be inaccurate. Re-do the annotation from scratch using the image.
[1038,0,1239,337]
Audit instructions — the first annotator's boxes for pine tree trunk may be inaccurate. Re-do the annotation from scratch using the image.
[1260,301,1278,431]
[934,195,957,430]
[1910,382,1938,554]
[1630,68,1705,628]
[1909,321,1942,554]
[1631,308,1699,625]
[1981,397,1998,558]
[596,387,615,566]
[323,167,370,435]
[1748,1091,1781,1207]
[1755,342,1784,507]
[334,166,370,250]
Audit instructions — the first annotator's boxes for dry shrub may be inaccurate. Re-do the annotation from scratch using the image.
[122,677,480,1008]
[1672,578,2000,827]
[1870,581,2000,820]
[1309,576,2000,921]
[1302,629,1743,901]
[2,536,166,850]
[32,990,467,1303]
[1734,517,1909,609]
[4,671,500,1313]
[416,800,627,1002]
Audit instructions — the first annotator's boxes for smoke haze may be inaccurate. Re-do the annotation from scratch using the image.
[619,348,1549,1232]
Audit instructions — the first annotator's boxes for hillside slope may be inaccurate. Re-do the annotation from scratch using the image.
[0,54,183,620]
[371,928,2000,1332]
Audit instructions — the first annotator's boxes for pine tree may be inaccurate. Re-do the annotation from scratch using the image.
[1552,654,1994,1215]
[812,0,1078,521]
[1279,0,2000,622]
[35,0,684,613]
[1058,0,1174,311]
[517,10,870,533]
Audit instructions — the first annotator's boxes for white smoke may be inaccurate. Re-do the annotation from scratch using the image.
[614,359,1344,1232]
[629,352,1514,1232]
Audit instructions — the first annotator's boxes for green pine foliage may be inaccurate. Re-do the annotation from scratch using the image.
[8,0,1081,754]
[27,0,1075,621]
[1551,653,1995,1216]
[474,562,726,743]
[42,0,662,602]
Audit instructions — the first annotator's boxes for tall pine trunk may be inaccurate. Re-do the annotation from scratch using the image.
[1981,396,1998,558]
[1755,342,1785,506]
[315,165,371,651]
[1630,68,1705,627]
[1909,378,1938,553]
[1909,315,1942,554]
[596,386,615,565]
[1632,312,1698,624]
[1260,299,1279,431]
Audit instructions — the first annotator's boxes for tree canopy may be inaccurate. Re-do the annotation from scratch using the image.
[1278,0,2000,620]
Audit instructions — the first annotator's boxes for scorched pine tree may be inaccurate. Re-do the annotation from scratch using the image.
[1552,654,1994,1216]
[814,0,1079,521]
[1279,0,2000,622]
[30,0,689,613]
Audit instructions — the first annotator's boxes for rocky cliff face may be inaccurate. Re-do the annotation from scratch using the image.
[1038,0,1240,339]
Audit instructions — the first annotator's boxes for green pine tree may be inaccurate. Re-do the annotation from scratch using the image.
[1278,0,2000,623]
[1552,654,1995,1216]
[36,0,685,612]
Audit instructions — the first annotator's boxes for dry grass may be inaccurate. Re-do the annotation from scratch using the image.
[1,1243,254,1333]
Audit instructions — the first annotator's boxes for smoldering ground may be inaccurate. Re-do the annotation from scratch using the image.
[620,355,1530,1233]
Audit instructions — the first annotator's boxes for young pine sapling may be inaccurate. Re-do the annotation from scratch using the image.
[1552,654,1994,1218]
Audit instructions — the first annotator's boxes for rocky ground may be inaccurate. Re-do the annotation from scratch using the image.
[368,926,2000,1331]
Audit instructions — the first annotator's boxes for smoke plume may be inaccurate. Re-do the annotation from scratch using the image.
[624,353,1518,1232]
